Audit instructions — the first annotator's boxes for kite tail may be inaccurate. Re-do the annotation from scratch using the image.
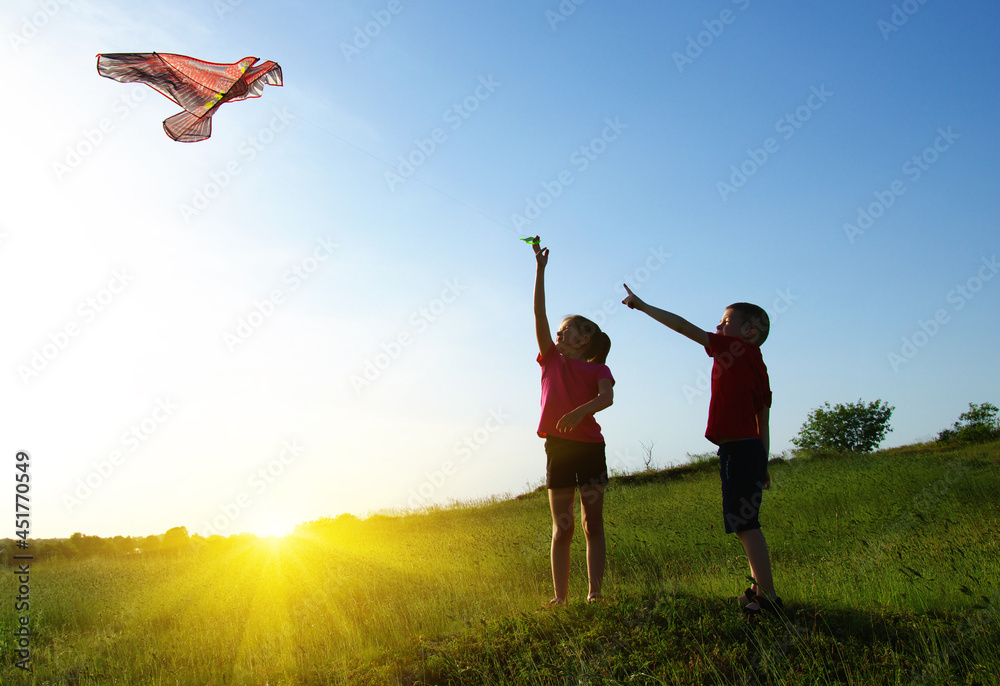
[164,111,213,142]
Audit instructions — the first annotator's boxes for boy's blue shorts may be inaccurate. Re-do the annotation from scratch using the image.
[544,437,608,490]
[718,438,768,534]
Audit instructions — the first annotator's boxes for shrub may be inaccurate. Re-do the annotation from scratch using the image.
[791,398,894,454]
[937,402,1000,444]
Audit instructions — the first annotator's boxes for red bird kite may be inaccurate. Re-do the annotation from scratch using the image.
[96,53,283,142]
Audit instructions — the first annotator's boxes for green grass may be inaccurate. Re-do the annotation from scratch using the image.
[2,440,998,685]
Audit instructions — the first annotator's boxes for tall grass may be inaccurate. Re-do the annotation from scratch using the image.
[2,440,998,684]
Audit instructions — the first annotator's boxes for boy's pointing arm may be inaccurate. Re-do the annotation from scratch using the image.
[622,284,710,348]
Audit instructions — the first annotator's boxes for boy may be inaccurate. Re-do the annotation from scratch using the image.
[621,285,781,615]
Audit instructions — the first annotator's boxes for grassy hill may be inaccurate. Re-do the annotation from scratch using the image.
[2,440,998,685]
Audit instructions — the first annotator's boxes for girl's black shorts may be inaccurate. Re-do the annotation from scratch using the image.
[544,436,609,490]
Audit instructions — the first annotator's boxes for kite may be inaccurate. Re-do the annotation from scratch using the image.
[96,53,282,142]
[519,236,540,244]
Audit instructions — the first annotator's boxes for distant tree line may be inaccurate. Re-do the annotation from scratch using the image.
[2,516,375,567]
[0,526,272,567]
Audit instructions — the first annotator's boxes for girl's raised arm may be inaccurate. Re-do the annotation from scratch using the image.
[532,238,554,357]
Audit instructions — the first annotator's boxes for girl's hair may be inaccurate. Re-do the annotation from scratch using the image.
[562,315,611,364]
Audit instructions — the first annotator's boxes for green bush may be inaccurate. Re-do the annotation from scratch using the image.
[937,402,1000,444]
[791,398,894,454]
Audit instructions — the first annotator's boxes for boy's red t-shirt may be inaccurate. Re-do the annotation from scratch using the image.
[704,333,771,444]
[537,345,614,443]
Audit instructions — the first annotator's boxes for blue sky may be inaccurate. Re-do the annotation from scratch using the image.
[3,0,998,539]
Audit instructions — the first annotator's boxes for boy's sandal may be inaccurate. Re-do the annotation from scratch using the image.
[737,587,756,605]
[744,595,784,616]
[587,594,604,604]
[547,597,567,608]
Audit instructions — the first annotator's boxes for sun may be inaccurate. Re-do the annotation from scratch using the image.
[244,514,298,539]
[258,522,296,538]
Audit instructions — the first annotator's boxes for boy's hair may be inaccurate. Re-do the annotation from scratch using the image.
[728,302,770,345]
[563,315,611,364]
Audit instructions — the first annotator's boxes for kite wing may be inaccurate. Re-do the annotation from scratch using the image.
[95,53,282,142]
[226,59,283,103]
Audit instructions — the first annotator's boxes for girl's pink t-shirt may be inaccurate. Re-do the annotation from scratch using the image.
[537,345,614,443]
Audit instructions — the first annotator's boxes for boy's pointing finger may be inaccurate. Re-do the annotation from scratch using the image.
[622,283,636,308]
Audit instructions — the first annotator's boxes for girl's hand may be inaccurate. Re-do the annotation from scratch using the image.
[556,408,585,433]
[622,283,645,310]
[532,236,548,267]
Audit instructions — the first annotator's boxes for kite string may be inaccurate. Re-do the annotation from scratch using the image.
[260,96,522,237]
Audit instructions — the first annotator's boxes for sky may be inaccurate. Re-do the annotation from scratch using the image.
[2,0,998,540]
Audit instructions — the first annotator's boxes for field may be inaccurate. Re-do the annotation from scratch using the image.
[2,440,999,685]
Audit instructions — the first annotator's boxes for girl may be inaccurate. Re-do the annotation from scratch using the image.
[530,237,614,605]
